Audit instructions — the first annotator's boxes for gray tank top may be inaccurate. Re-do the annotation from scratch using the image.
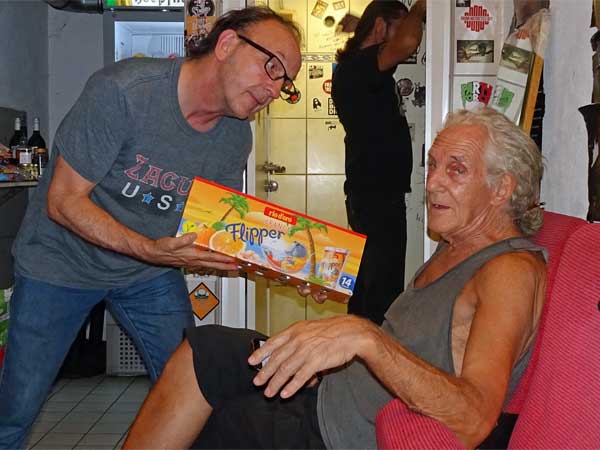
[317,238,546,449]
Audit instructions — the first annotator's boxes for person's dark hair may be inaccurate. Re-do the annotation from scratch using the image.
[188,6,302,58]
[336,0,408,63]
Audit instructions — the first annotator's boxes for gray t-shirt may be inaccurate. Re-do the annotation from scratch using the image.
[13,57,251,288]
[317,238,546,449]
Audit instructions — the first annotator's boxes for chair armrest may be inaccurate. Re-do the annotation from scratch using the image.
[376,399,466,449]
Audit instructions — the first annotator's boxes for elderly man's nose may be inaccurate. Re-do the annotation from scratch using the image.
[426,168,444,191]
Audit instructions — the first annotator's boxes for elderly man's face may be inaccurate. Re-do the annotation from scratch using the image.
[426,124,498,238]
[223,19,301,118]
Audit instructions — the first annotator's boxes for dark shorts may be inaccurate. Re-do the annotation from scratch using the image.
[186,325,326,449]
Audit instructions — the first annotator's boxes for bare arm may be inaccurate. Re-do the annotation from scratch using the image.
[47,156,237,271]
[377,0,426,71]
[250,252,545,449]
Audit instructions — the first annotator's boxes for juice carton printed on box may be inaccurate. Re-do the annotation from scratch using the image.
[176,178,366,303]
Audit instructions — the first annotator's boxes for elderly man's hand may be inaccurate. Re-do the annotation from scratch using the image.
[248,315,376,399]
[296,283,328,304]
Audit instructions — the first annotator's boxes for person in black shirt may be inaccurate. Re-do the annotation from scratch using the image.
[331,0,425,324]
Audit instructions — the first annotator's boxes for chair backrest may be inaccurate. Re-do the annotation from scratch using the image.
[508,216,600,448]
[504,211,587,413]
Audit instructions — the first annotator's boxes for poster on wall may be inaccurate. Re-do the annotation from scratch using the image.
[489,78,525,122]
[451,76,496,111]
[453,0,504,75]
[185,0,218,55]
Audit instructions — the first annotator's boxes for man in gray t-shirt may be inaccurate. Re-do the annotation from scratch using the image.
[0,7,301,450]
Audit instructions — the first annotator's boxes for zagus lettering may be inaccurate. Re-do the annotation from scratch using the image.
[224,223,284,246]
[263,207,297,225]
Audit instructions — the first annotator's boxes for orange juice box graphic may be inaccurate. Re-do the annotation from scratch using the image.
[176,177,366,303]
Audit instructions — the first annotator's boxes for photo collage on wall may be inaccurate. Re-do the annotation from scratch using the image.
[451,0,504,112]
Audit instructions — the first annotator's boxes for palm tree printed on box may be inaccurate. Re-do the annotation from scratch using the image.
[289,216,328,281]
[213,193,249,230]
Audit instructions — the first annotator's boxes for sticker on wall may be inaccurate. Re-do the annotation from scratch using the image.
[309,65,324,79]
[397,78,414,97]
[328,98,337,115]
[457,40,494,63]
[452,76,495,112]
[498,43,532,86]
[323,15,336,27]
[490,84,515,112]
[325,120,337,130]
[311,0,328,18]
[313,98,323,112]
[185,0,216,55]
[412,83,425,108]
[189,282,219,320]
[322,79,333,95]
[489,79,525,122]
[461,80,493,107]
[333,0,346,10]
[460,4,492,32]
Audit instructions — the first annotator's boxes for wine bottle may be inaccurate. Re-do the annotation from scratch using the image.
[16,132,33,179]
[28,118,48,178]
[28,117,46,150]
[9,117,21,162]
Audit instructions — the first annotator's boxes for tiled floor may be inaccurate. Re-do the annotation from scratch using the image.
[25,375,150,450]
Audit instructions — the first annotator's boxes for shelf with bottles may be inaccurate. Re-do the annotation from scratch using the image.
[4,115,48,184]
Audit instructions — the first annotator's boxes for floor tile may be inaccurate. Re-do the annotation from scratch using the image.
[48,391,90,403]
[77,433,122,447]
[88,421,130,435]
[32,432,82,449]
[72,402,114,413]
[51,420,96,434]
[40,401,77,413]
[97,412,136,424]
[61,411,103,423]
[36,411,67,423]
[107,402,141,413]
[33,375,149,450]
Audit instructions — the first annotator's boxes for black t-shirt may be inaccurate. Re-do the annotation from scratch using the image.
[332,44,412,197]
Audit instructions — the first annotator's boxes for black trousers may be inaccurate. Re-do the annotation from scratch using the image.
[346,194,407,325]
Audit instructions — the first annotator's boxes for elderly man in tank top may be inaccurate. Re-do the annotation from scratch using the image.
[123,107,547,450]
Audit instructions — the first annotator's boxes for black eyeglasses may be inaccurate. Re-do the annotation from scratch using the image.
[237,34,301,104]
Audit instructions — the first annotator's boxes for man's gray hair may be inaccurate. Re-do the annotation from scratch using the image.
[443,107,545,235]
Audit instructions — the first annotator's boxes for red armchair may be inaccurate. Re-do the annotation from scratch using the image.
[376,211,600,449]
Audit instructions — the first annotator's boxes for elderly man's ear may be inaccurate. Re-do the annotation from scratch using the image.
[491,173,517,206]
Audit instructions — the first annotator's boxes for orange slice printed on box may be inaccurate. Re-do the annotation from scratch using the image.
[195,224,216,246]
[209,230,245,256]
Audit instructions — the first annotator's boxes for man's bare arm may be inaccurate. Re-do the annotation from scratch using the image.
[377,0,426,71]
[47,156,237,271]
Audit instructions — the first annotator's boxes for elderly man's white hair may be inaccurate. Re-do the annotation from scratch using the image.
[442,107,545,236]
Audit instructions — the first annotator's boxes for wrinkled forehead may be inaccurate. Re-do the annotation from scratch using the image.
[430,124,489,159]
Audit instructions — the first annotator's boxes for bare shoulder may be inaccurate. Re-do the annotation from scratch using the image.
[473,250,547,303]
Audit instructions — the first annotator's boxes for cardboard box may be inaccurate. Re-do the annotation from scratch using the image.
[176,178,366,303]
